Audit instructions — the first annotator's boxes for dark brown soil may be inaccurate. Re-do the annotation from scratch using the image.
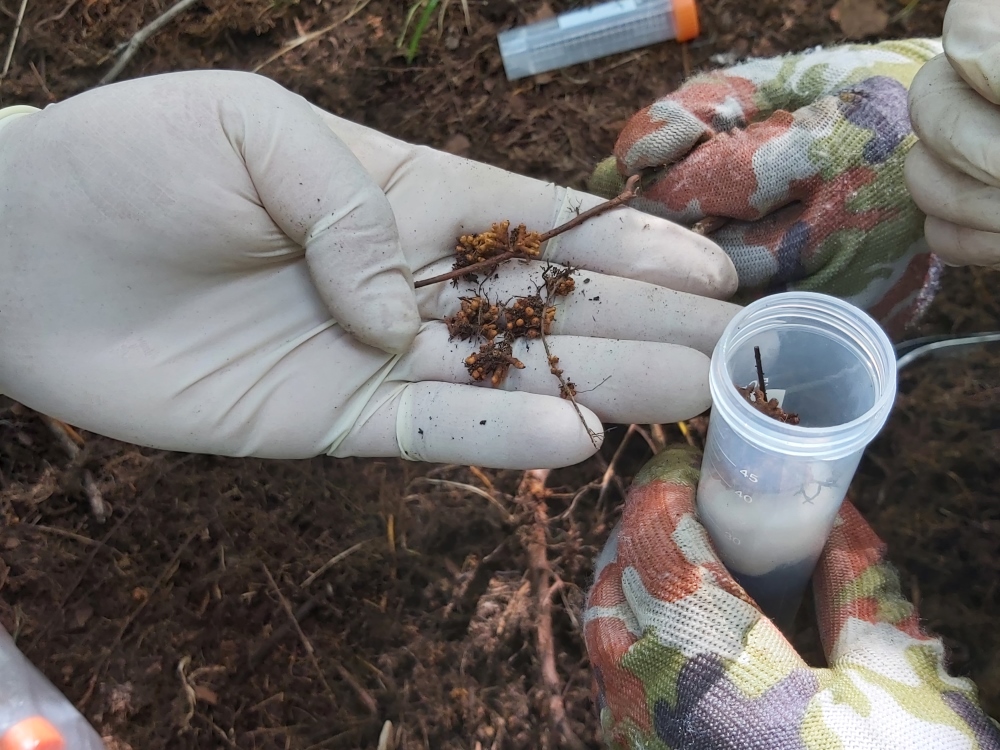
[2,1,998,748]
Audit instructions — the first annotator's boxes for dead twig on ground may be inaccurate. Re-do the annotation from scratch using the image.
[47,455,191,617]
[443,537,511,636]
[40,414,83,455]
[252,0,372,73]
[22,523,115,552]
[596,424,643,508]
[40,415,111,522]
[80,469,108,523]
[27,59,55,101]
[198,715,238,749]
[552,479,600,522]
[333,661,378,715]
[649,423,669,452]
[34,0,77,29]
[99,0,201,84]
[0,0,29,80]
[377,720,401,750]
[301,538,373,587]
[631,424,656,453]
[79,528,198,709]
[260,563,340,708]
[261,564,378,715]
[515,468,586,750]
[246,584,331,671]
[177,656,198,731]
[412,477,514,523]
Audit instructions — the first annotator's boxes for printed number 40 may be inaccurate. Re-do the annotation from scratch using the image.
[740,469,758,482]
[735,490,753,503]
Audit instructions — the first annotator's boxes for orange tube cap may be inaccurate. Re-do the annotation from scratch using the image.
[672,0,700,42]
[1,717,65,750]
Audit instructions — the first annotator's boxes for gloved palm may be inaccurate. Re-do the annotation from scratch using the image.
[590,40,944,337]
[0,70,740,467]
[584,446,1000,749]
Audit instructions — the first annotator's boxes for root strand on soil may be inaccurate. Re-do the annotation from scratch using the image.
[516,469,586,750]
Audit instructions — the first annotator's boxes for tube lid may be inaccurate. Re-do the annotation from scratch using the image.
[1,717,65,750]
[672,0,700,42]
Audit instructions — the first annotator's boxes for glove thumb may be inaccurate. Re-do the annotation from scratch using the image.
[303,179,420,355]
[229,72,420,355]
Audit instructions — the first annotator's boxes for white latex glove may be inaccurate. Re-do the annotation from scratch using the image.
[905,0,1000,267]
[0,70,739,469]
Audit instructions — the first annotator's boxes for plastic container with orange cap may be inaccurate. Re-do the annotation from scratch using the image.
[497,0,699,80]
[0,628,104,750]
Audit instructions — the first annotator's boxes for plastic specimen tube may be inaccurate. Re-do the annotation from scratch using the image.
[695,292,897,631]
[0,628,105,750]
[497,0,700,81]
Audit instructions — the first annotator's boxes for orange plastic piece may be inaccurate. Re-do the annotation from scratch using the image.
[672,0,700,42]
[0,717,65,750]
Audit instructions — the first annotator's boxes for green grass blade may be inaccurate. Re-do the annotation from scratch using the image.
[396,0,426,49]
[404,0,441,63]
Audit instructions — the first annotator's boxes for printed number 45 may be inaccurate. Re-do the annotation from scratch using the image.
[740,470,758,483]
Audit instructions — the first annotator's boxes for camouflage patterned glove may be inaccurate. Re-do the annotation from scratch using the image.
[590,41,945,338]
[584,446,1000,750]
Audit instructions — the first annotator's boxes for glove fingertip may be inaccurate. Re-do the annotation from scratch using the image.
[943,0,1000,105]
[630,444,702,489]
[587,156,626,200]
[349,289,421,355]
[614,100,710,176]
[947,50,1000,106]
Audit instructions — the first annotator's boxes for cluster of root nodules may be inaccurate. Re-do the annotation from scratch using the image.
[454,220,543,282]
[737,384,801,425]
[445,266,575,390]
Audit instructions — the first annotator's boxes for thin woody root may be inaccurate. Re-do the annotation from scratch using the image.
[99,0,201,84]
[0,0,28,79]
[413,174,640,289]
[540,264,605,446]
[516,469,587,750]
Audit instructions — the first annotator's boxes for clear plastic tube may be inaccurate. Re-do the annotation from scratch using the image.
[497,0,700,80]
[695,292,897,631]
[0,627,105,750]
